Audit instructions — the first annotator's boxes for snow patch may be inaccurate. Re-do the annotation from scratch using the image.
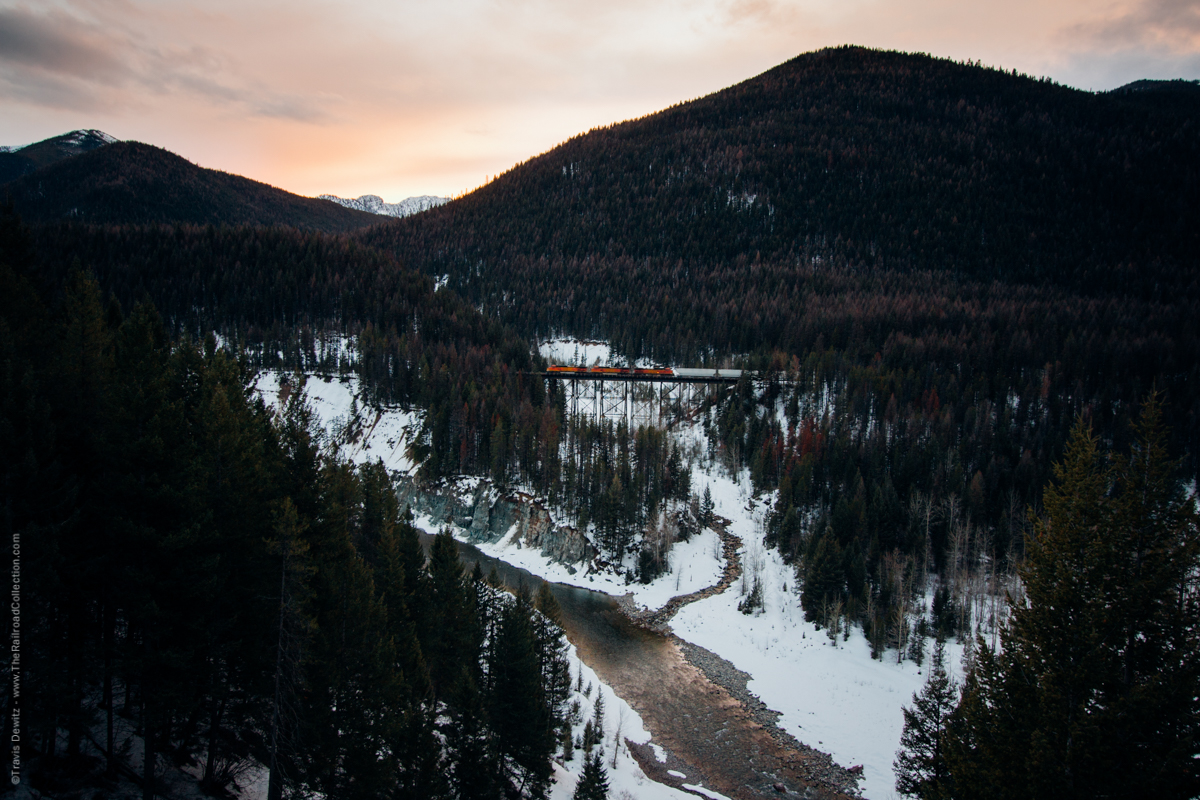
[254,370,424,474]
[537,337,663,369]
[683,783,733,800]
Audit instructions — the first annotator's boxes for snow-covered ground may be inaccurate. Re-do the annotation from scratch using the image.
[537,337,665,369]
[253,365,966,800]
[671,466,968,800]
[254,371,423,474]
[539,337,618,367]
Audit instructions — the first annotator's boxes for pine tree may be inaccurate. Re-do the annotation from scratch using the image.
[573,752,610,800]
[444,668,500,800]
[426,529,478,698]
[534,582,571,748]
[266,498,313,800]
[700,484,715,527]
[489,585,553,797]
[801,526,844,625]
[944,408,1200,799]
[894,639,957,798]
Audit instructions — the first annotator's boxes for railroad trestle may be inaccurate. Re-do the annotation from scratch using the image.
[532,367,745,426]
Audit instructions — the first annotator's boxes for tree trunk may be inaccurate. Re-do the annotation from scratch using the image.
[142,709,154,800]
[104,601,116,779]
[203,693,226,787]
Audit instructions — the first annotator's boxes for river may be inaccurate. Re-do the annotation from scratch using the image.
[420,532,859,800]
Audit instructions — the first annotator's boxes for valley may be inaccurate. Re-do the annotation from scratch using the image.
[5,44,1198,800]
[268,362,937,799]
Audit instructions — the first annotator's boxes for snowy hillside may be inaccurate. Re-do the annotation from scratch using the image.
[254,370,423,473]
[259,363,964,799]
[318,193,449,217]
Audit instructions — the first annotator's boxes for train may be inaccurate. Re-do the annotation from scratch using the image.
[544,365,743,379]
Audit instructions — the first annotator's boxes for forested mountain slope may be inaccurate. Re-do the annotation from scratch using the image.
[4,141,384,233]
[365,46,1198,304]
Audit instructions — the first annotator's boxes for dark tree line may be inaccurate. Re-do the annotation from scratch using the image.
[1,214,572,799]
[894,399,1200,799]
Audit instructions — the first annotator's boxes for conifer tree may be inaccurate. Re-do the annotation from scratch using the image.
[444,668,500,800]
[489,585,554,797]
[700,484,715,527]
[894,639,957,798]
[266,498,313,800]
[426,529,478,698]
[944,408,1200,799]
[573,752,610,800]
[534,582,572,746]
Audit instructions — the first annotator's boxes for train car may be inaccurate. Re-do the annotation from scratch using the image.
[672,368,744,379]
[633,368,675,376]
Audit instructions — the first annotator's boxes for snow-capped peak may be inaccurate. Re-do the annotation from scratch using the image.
[1,129,118,153]
[67,129,119,146]
[318,193,449,218]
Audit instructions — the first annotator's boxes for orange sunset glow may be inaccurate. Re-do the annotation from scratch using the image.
[3,0,1198,202]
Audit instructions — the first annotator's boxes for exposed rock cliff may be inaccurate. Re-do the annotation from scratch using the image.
[395,476,598,569]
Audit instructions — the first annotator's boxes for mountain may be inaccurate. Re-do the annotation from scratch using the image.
[1106,78,1200,114]
[360,46,1199,356]
[4,140,384,233]
[0,129,117,185]
[319,193,449,217]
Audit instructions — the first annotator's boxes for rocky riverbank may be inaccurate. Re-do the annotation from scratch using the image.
[675,639,865,798]
[617,516,864,798]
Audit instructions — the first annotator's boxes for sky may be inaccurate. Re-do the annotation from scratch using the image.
[2,0,1198,202]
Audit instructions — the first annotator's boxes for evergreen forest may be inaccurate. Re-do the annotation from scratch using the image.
[1,214,576,798]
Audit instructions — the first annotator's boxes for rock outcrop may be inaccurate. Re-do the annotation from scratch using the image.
[395,476,598,568]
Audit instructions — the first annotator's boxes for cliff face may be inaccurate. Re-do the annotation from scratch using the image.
[396,476,598,569]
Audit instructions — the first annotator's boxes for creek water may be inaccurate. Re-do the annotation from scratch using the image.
[419,533,849,800]
[418,532,668,668]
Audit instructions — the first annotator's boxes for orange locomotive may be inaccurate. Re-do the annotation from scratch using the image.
[545,365,675,376]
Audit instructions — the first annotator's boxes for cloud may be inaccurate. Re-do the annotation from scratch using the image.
[0,0,334,121]
[1063,0,1200,51]
[0,5,127,78]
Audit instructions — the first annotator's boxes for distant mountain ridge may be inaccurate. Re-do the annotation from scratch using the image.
[319,193,449,218]
[4,140,384,233]
[0,129,118,184]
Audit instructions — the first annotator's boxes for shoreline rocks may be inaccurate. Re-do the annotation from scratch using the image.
[395,475,599,567]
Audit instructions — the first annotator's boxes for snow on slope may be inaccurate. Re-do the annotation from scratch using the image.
[539,338,617,366]
[254,365,963,799]
[1,129,118,153]
[254,371,423,473]
[670,469,943,799]
[318,193,449,218]
[538,337,666,369]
